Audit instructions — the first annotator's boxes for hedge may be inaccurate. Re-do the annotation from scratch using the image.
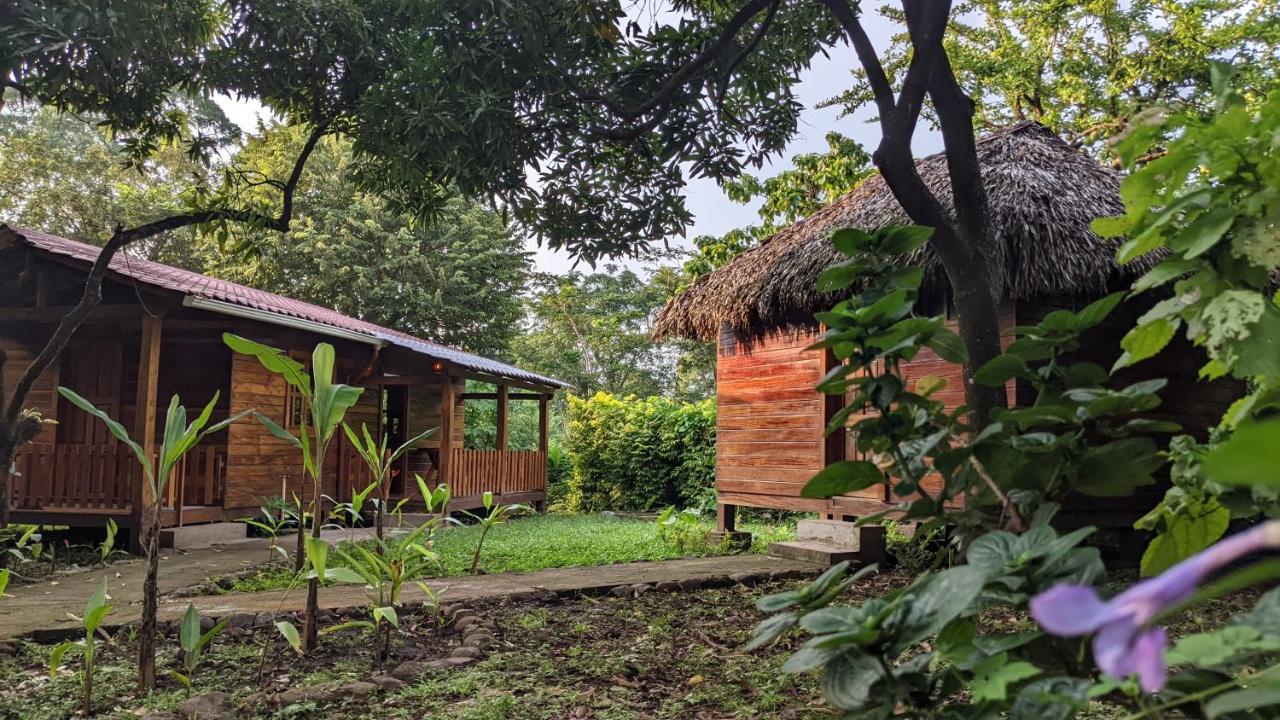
[564,392,715,512]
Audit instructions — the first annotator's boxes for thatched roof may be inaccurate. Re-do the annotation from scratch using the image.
[656,122,1141,341]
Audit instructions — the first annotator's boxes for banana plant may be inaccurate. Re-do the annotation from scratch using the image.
[270,534,366,656]
[224,334,363,654]
[58,387,250,691]
[463,492,525,575]
[171,603,229,696]
[0,568,10,598]
[330,520,443,664]
[49,577,112,717]
[343,422,435,542]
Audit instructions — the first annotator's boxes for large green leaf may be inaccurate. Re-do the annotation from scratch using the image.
[1116,318,1178,369]
[1140,500,1230,577]
[1202,420,1280,488]
[974,354,1028,387]
[1205,684,1280,719]
[180,604,201,653]
[801,461,883,498]
[972,653,1041,702]
[890,565,988,654]
[223,333,310,394]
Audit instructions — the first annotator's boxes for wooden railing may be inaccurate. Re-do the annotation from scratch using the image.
[10,442,227,513]
[11,443,139,511]
[448,448,547,500]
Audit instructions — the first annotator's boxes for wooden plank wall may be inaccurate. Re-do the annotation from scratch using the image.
[0,332,60,444]
[715,329,826,507]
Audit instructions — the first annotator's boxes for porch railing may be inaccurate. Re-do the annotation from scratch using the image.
[448,448,548,500]
[10,442,227,513]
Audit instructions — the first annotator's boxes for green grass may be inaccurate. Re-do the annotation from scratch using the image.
[226,513,796,594]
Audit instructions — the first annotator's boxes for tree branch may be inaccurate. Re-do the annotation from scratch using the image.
[1,122,330,431]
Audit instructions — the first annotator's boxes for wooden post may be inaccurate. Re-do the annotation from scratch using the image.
[495,384,508,497]
[717,503,737,533]
[130,315,162,553]
[538,393,549,454]
[437,372,454,493]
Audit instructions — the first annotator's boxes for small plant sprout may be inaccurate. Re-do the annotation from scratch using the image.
[464,491,524,575]
[170,603,230,696]
[49,577,112,717]
[0,568,10,598]
[242,501,294,564]
[98,518,118,565]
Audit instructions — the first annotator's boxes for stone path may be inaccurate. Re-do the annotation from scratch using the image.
[0,538,816,640]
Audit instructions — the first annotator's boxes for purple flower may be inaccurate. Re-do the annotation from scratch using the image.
[1030,521,1280,693]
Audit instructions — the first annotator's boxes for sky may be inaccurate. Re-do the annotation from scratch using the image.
[216,6,945,275]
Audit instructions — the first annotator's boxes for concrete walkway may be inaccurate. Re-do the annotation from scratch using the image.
[0,538,816,639]
[0,529,374,640]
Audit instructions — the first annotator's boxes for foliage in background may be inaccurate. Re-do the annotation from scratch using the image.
[564,393,715,513]
[205,125,531,357]
[511,262,711,401]
[828,1,1280,154]
[0,94,228,268]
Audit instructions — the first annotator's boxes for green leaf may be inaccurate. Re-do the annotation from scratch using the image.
[48,640,81,676]
[1166,626,1280,666]
[180,604,201,653]
[275,621,303,655]
[1072,292,1126,331]
[1073,438,1163,496]
[1117,318,1178,369]
[972,653,1041,702]
[891,565,989,653]
[1173,206,1237,258]
[253,412,302,449]
[1140,501,1230,577]
[304,536,329,579]
[0,569,10,597]
[818,651,882,711]
[373,606,399,628]
[801,461,883,498]
[324,567,367,585]
[926,328,968,364]
[1133,259,1198,293]
[974,354,1028,387]
[1203,420,1280,488]
[1205,684,1280,719]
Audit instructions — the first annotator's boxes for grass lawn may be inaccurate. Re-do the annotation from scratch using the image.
[226,512,796,594]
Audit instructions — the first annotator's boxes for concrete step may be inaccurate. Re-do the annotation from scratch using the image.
[767,541,862,566]
[797,519,861,546]
[160,522,247,549]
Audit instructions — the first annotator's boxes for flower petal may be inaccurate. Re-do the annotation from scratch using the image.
[1093,620,1138,679]
[1030,584,1111,636]
[1132,627,1168,693]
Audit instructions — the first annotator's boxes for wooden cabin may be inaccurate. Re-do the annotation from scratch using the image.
[655,123,1240,532]
[1,226,566,545]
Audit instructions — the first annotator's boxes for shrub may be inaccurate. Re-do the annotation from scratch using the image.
[564,392,715,512]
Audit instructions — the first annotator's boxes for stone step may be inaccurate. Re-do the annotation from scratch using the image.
[797,519,861,546]
[160,522,247,549]
[767,541,862,566]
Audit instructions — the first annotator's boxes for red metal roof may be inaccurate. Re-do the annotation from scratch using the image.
[5,226,567,389]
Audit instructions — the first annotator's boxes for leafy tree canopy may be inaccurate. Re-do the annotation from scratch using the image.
[511,259,713,400]
[826,1,1280,153]
[205,125,531,357]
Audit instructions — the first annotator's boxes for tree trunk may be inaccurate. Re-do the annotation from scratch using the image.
[137,509,160,690]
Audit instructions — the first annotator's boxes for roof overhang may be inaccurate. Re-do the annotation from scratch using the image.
[182,296,389,349]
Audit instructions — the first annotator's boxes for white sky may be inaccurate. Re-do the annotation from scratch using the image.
[216,8,942,275]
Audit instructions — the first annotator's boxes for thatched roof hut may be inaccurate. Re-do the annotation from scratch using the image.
[656,122,1140,341]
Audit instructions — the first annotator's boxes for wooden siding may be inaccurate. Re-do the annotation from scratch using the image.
[715,330,825,501]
